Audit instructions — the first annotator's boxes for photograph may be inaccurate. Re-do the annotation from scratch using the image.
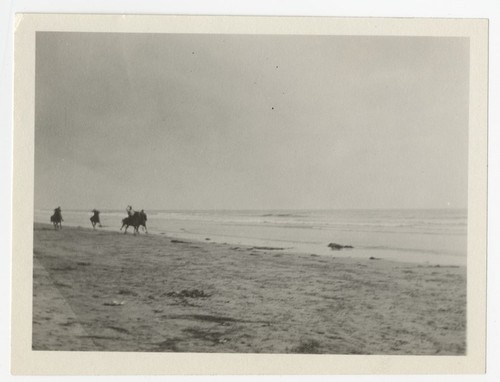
[10,13,488,375]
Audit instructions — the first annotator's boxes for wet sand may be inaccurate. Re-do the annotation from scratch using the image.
[32,223,466,354]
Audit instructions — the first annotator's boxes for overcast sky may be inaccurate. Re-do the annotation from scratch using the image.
[34,32,469,211]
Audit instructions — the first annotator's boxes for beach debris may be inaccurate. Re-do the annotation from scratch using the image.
[171,239,187,244]
[251,246,285,251]
[107,326,130,334]
[59,321,76,327]
[328,243,354,250]
[369,256,380,260]
[165,289,211,298]
[53,281,71,289]
[118,289,137,296]
[291,339,322,354]
[205,238,211,241]
[103,300,126,306]
[157,338,180,352]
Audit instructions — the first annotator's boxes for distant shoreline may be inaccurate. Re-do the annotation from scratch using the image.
[34,207,468,213]
[34,219,467,267]
[34,202,468,266]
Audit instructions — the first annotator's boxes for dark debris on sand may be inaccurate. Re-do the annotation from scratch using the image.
[328,243,353,250]
[165,289,211,298]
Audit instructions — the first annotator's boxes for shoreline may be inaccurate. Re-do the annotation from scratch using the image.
[32,223,466,354]
[35,217,466,267]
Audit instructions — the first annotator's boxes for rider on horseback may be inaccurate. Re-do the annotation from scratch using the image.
[50,207,63,230]
[121,205,148,234]
[126,205,134,217]
[90,209,101,229]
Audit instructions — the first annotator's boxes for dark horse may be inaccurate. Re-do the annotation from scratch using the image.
[90,209,102,229]
[120,209,148,234]
[50,207,63,230]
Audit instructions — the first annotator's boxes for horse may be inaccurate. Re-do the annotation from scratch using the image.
[50,207,63,230]
[90,209,102,230]
[139,209,148,233]
[120,210,148,235]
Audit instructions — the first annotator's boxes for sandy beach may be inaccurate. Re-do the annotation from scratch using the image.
[32,223,466,355]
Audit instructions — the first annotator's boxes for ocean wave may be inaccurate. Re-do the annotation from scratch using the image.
[360,245,465,257]
[34,208,467,237]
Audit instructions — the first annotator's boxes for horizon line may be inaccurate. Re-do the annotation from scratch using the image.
[34,207,468,212]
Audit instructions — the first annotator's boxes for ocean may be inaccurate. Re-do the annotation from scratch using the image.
[34,208,467,266]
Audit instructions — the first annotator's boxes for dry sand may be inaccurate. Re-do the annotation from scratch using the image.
[32,223,466,354]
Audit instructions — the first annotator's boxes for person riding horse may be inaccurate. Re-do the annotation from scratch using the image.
[127,206,148,231]
[121,205,148,234]
[50,207,63,230]
[126,205,134,217]
[90,209,102,229]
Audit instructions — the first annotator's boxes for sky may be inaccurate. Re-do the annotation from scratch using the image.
[34,32,469,211]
